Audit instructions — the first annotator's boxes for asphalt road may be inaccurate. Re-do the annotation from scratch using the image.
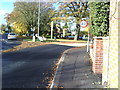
[2,44,73,88]
[0,34,21,51]
[0,34,8,40]
[1,40,21,50]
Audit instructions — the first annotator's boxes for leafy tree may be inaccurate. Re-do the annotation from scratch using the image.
[6,2,38,33]
[0,24,6,33]
[79,31,88,37]
[0,23,13,33]
[53,1,89,40]
[12,22,28,35]
[89,2,110,36]
[63,23,69,29]
[5,1,52,36]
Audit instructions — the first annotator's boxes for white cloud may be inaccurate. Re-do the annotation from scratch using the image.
[0,10,7,15]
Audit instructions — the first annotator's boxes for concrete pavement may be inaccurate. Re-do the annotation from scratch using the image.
[51,46,103,88]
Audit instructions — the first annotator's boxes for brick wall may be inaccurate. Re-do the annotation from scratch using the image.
[90,37,110,85]
[91,37,104,74]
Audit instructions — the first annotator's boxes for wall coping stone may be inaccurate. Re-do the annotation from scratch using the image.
[93,36,109,40]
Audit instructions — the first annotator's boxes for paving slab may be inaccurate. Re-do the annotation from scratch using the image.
[52,46,103,89]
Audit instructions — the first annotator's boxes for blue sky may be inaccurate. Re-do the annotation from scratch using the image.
[0,0,15,25]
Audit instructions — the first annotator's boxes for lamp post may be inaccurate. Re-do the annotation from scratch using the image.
[38,0,40,37]
[51,21,53,40]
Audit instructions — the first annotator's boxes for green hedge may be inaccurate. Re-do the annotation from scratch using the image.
[89,2,110,36]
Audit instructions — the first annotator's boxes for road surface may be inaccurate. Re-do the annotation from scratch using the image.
[1,40,21,50]
[0,34,21,51]
[0,34,8,40]
[2,44,73,88]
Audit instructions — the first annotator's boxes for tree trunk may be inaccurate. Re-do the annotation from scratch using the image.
[77,26,80,40]
[74,24,80,40]
[74,34,78,40]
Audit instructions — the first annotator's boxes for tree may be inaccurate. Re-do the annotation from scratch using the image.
[0,23,13,33]
[5,2,38,34]
[0,24,6,34]
[5,1,52,36]
[12,22,28,35]
[53,1,89,40]
[89,2,110,36]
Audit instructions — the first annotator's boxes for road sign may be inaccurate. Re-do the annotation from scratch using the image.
[80,20,88,28]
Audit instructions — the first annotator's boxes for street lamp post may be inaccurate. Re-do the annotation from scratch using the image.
[51,21,53,40]
[38,0,40,37]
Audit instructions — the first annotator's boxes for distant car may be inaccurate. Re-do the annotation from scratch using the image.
[8,33,17,40]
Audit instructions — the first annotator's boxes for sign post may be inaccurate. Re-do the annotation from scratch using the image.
[87,30,90,52]
[80,20,89,52]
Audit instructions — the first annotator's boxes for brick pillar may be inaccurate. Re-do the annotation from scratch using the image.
[92,38,103,74]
